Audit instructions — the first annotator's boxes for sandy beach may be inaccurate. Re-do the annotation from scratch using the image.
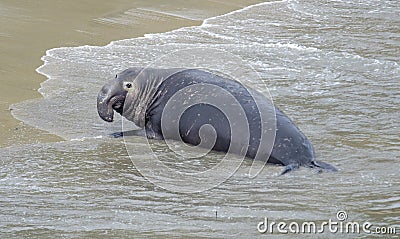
[0,0,263,147]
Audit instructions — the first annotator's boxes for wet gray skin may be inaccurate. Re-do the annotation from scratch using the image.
[97,78,127,122]
[97,68,337,174]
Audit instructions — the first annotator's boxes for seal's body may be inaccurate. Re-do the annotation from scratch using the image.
[97,67,337,174]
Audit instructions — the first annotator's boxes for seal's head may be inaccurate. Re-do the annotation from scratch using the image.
[97,68,142,123]
[97,67,184,128]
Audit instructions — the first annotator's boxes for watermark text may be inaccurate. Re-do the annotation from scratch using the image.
[257,211,397,235]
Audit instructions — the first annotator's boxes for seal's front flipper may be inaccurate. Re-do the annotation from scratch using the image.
[110,130,146,138]
[280,163,300,175]
[145,123,164,140]
[110,132,123,138]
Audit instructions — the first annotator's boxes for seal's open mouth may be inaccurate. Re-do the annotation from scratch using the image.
[110,95,125,115]
[97,94,126,122]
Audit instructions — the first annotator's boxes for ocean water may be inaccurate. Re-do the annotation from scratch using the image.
[3,0,399,237]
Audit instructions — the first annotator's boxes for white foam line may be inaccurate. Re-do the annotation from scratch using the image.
[202,0,289,26]
[108,0,287,45]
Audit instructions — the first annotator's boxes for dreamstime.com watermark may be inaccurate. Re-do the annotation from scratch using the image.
[257,211,397,235]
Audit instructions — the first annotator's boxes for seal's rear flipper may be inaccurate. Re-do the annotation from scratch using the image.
[311,160,338,172]
[280,164,300,175]
[280,161,337,175]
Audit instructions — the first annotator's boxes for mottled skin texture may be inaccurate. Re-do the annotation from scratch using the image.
[98,68,337,174]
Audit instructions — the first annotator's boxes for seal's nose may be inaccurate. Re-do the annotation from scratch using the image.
[97,83,115,122]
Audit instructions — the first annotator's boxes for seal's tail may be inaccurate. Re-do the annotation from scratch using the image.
[280,161,337,175]
[310,160,338,172]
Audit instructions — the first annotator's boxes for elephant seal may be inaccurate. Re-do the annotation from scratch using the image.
[97,67,337,174]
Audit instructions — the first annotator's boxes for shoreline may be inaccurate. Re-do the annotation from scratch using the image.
[0,0,264,147]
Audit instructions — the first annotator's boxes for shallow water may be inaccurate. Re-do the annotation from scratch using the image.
[2,0,399,237]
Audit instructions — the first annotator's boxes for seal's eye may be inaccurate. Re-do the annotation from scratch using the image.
[126,83,132,89]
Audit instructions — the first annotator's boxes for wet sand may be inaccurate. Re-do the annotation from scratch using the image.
[0,0,263,147]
